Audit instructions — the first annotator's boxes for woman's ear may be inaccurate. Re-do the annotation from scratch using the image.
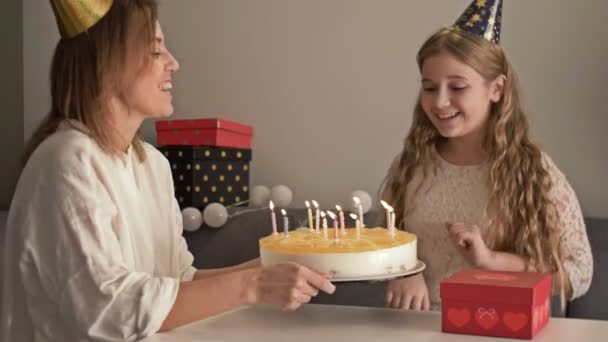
[490,74,506,103]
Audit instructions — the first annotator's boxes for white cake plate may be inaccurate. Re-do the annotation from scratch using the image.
[330,260,426,283]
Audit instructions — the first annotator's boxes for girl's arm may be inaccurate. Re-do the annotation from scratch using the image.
[484,156,591,300]
[544,156,593,300]
[482,251,527,272]
[484,251,573,297]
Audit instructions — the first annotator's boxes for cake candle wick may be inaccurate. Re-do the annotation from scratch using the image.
[353,196,364,227]
[312,200,320,233]
[336,205,346,234]
[269,200,278,235]
[281,209,289,237]
[321,211,328,239]
[327,210,338,241]
[390,211,396,238]
[380,200,395,237]
[305,200,314,232]
[350,213,360,240]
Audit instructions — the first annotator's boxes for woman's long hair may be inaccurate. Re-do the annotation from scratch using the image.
[22,0,159,166]
[380,27,566,305]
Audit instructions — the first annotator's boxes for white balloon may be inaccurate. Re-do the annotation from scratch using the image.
[250,185,271,207]
[181,207,203,232]
[270,185,293,207]
[350,190,372,214]
[203,202,229,228]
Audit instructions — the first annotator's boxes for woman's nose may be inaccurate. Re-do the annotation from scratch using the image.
[166,50,180,73]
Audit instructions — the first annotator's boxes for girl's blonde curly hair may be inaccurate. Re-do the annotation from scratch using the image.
[380,27,566,306]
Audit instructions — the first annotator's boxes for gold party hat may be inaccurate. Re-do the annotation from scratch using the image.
[50,0,114,39]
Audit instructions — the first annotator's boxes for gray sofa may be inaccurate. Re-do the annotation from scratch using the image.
[185,208,608,320]
[567,218,607,319]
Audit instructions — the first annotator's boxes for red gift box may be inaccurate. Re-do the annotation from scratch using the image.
[156,118,253,148]
[440,268,552,340]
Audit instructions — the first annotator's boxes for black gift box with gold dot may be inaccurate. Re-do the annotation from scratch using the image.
[157,146,252,210]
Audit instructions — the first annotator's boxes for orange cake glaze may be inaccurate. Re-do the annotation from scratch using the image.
[259,228,416,253]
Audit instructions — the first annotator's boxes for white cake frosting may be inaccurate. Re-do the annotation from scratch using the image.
[259,227,417,279]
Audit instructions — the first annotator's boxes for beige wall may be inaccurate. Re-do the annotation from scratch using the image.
[0,0,23,210]
[23,0,56,145]
[23,0,608,217]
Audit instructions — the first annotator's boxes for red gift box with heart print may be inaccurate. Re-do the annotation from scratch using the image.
[440,268,552,339]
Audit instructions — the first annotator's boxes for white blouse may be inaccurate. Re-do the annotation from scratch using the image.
[1,122,195,341]
[399,150,593,310]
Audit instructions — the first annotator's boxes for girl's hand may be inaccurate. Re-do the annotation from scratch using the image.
[385,273,430,310]
[446,222,494,268]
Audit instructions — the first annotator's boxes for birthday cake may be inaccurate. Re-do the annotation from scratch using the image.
[259,228,417,279]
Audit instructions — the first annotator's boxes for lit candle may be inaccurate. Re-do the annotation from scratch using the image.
[353,196,364,227]
[335,205,345,234]
[320,211,328,239]
[312,200,320,232]
[281,209,289,237]
[269,200,278,235]
[327,210,338,240]
[305,200,314,231]
[350,213,360,240]
[390,211,396,237]
[380,200,395,237]
[380,200,391,229]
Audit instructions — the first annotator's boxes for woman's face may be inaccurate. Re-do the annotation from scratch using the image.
[419,52,503,140]
[122,21,179,119]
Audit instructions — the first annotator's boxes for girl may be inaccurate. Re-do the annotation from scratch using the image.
[1,1,334,341]
[380,0,592,311]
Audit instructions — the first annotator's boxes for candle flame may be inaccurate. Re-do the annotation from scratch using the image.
[380,200,394,211]
[353,197,360,205]
[349,213,358,220]
[305,200,310,208]
[281,209,287,215]
[269,200,274,210]
[320,211,326,218]
[312,200,319,208]
[335,205,342,211]
[326,210,337,220]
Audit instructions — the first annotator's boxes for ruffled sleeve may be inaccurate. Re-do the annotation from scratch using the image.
[544,154,593,300]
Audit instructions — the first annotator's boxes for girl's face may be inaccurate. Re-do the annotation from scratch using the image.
[122,21,180,119]
[419,52,503,141]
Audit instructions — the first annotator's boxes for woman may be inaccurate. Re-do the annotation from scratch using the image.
[1,1,334,341]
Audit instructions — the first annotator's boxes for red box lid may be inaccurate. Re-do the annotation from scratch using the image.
[155,118,253,136]
[440,269,552,305]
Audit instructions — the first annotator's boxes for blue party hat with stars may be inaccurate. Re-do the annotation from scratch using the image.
[454,0,503,44]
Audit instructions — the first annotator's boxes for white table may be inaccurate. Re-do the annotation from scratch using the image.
[143,304,608,341]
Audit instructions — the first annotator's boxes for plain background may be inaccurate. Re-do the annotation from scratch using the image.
[2,0,606,218]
